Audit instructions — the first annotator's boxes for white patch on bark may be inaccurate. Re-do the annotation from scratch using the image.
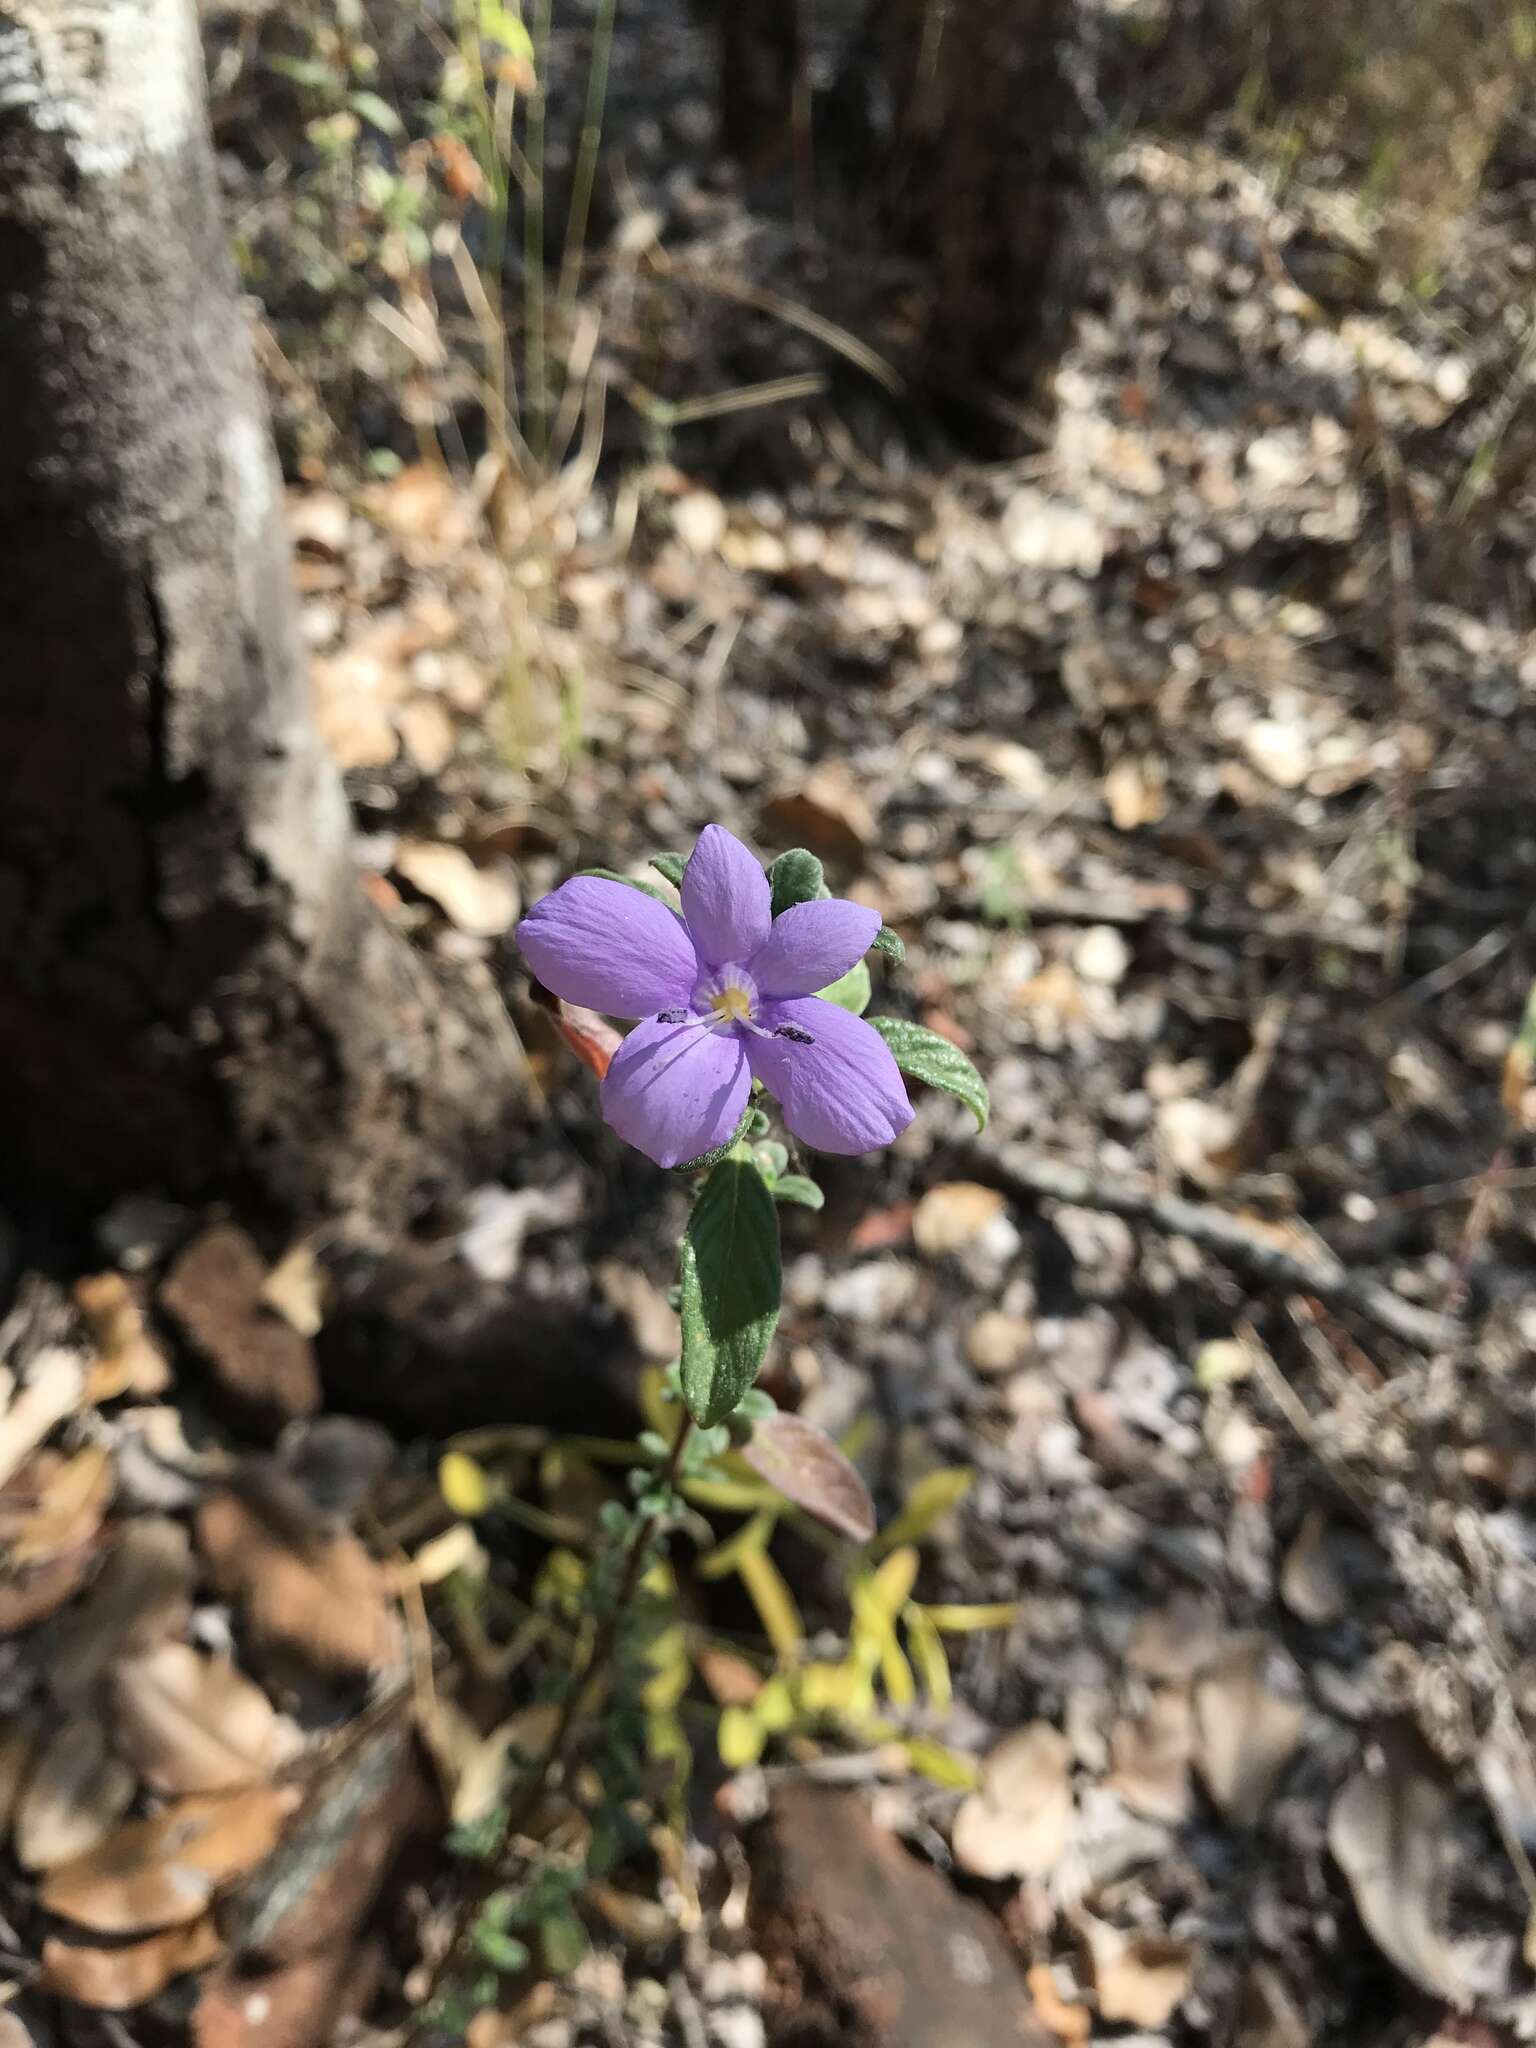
[0,0,199,177]
[221,409,274,553]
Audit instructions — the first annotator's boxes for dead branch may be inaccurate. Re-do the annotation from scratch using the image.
[981,1146,1462,1352]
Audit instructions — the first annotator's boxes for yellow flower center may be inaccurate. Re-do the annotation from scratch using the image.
[708,981,754,1026]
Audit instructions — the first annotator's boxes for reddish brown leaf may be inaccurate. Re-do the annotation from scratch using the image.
[528,980,622,1082]
[740,1412,875,1543]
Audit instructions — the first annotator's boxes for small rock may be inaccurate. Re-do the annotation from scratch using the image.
[674,490,727,554]
[967,1312,1034,1376]
[823,1260,918,1326]
[1243,718,1313,790]
[912,1183,1007,1257]
[1072,925,1132,986]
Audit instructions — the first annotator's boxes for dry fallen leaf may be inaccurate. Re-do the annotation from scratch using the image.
[1193,1634,1306,1825]
[419,1699,558,1827]
[1128,1591,1224,1680]
[50,1516,195,1705]
[760,763,877,866]
[74,1273,172,1402]
[1026,1962,1091,2043]
[0,1348,85,1489]
[394,840,520,937]
[0,1718,41,1832]
[259,1239,327,1340]
[161,1224,321,1434]
[1280,1510,1349,1626]
[1082,1915,1196,2028]
[911,1182,1008,1257]
[1234,1960,1312,2048]
[1103,756,1168,831]
[1107,1686,1193,1824]
[1328,1730,1469,2003]
[42,1915,223,2010]
[112,1642,291,1795]
[9,1444,113,1566]
[15,1717,137,1871]
[739,1411,876,1543]
[41,1785,299,1935]
[951,1722,1074,1881]
[197,1488,400,1677]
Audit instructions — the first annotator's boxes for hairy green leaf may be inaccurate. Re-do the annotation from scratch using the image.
[672,1107,755,1175]
[770,1175,824,1210]
[680,1160,781,1426]
[815,958,872,1015]
[579,865,673,903]
[768,848,827,916]
[649,852,686,889]
[872,924,906,964]
[869,1018,989,1132]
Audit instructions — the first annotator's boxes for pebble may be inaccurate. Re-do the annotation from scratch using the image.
[967,1310,1034,1376]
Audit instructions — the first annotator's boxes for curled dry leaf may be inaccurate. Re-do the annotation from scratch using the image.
[50,1516,194,1706]
[1280,1510,1348,1626]
[1328,1730,1469,2003]
[1081,1915,1196,2028]
[1192,1634,1306,1825]
[112,1641,293,1795]
[15,1718,137,1870]
[739,1411,876,1543]
[42,1915,223,2010]
[0,1347,85,1489]
[40,1784,299,1935]
[394,840,520,937]
[528,980,622,1082]
[197,1488,400,1678]
[74,1273,172,1402]
[1107,1686,1193,1824]
[951,1722,1074,1881]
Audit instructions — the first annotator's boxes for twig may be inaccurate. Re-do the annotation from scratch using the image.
[981,1146,1462,1352]
[404,1417,695,2044]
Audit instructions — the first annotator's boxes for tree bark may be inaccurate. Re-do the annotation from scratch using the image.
[0,0,515,1227]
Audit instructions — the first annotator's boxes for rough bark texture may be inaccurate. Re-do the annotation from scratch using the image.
[0,0,515,1226]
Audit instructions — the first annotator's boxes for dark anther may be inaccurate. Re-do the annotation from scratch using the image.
[656,1007,688,1024]
[775,1024,815,1044]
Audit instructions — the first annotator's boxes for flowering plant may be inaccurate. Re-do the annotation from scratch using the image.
[416,828,987,2030]
[518,824,988,1424]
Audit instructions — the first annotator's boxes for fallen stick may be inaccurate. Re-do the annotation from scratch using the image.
[981,1146,1462,1352]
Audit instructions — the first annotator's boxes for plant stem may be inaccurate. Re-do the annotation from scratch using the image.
[408,1414,695,2040]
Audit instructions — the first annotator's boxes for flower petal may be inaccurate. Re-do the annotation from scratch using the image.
[748,898,881,998]
[747,998,914,1155]
[600,1016,751,1168]
[516,877,697,1018]
[681,825,771,968]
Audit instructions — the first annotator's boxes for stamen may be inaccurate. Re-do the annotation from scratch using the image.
[656,1008,689,1024]
[774,1024,816,1045]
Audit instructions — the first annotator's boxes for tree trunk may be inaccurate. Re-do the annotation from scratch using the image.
[0,0,515,1228]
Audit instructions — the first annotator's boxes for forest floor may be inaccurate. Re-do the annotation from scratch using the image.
[2,4,1536,2046]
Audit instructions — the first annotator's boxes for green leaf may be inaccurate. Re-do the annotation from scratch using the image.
[480,0,535,61]
[649,851,686,889]
[872,924,906,965]
[768,848,827,916]
[771,1175,824,1210]
[679,1159,781,1426]
[671,1106,755,1174]
[267,54,339,90]
[540,1909,588,1975]
[579,865,673,903]
[348,89,404,136]
[752,1140,789,1183]
[816,959,871,1015]
[868,1017,988,1132]
[474,1928,531,1974]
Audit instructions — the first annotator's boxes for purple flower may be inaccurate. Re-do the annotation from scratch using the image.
[516,825,915,1168]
